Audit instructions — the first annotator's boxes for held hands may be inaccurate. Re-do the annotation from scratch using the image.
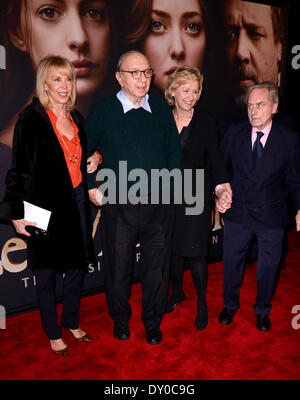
[87,153,101,174]
[88,188,103,206]
[215,183,232,214]
[12,219,37,237]
[87,153,102,205]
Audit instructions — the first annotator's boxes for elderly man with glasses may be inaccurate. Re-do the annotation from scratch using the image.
[84,51,181,345]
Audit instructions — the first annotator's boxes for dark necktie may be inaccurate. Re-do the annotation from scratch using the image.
[253,131,264,169]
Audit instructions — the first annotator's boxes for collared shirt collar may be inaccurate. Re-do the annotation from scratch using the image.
[251,120,273,148]
[116,90,152,114]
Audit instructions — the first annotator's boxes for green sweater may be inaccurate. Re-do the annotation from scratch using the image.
[84,94,181,195]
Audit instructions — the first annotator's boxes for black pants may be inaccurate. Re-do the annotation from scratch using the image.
[223,220,284,315]
[34,184,87,340]
[101,202,174,329]
[35,268,84,339]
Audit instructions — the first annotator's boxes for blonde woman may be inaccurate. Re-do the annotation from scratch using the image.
[165,66,231,330]
[0,56,98,356]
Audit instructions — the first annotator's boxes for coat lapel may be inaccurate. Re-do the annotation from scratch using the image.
[31,98,75,189]
[240,124,253,170]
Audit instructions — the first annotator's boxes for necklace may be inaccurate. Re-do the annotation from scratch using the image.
[174,108,194,122]
[55,112,79,163]
[59,133,79,163]
[173,108,194,135]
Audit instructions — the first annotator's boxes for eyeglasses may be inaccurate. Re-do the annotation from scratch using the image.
[119,69,153,79]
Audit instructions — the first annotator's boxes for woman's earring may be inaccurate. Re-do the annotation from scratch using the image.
[45,91,49,103]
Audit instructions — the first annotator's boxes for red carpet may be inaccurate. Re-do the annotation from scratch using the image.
[0,230,300,380]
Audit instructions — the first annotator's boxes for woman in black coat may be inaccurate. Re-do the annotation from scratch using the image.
[165,66,232,330]
[0,56,99,356]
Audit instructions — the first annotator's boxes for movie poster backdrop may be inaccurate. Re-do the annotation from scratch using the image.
[0,0,292,314]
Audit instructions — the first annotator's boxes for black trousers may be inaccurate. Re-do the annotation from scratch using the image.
[35,268,84,339]
[223,220,284,315]
[101,202,174,329]
[34,184,87,340]
[170,253,207,305]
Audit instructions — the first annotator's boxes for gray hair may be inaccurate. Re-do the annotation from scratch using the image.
[116,50,146,72]
[246,81,279,105]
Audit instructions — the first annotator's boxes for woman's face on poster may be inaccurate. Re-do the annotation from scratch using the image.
[142,0,206,92]
[15,0,110,98]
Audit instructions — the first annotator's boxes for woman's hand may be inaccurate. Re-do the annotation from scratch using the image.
[12,219,37,237]
[87,153,101,174]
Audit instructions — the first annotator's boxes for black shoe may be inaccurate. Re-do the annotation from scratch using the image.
[195,305,208,331]
[145,327,163,345]
[195,317,208,331]
[113,323,130,340]
[218,308,236,325]
[256,314,271,332]
[165,293,186,313]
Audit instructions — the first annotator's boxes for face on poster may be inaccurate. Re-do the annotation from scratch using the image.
[125,0,207,93]
[0,0,113,148]
[13,0,110,96]
[222,0,283,104]
[142,0,207,92]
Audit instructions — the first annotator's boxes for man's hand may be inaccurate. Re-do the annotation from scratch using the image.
[88,188,103,206]
[87,153,101,174]
[296,210,300,231]
[215,183,232,213]
[12,219,37,237]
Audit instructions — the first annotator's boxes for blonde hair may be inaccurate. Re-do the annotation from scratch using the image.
[165,66,203,108]
[36,55,76,112]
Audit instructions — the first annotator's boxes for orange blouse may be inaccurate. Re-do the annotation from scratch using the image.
[47,109,82,188]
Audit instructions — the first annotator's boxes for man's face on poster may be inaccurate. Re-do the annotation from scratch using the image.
[223,0,282,104]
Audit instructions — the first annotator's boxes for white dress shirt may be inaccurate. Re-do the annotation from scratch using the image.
[116,90,152,114]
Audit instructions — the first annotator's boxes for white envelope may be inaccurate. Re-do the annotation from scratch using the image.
[23,201,52,231]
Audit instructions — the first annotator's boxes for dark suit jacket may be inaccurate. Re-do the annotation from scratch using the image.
[0,97,94,271]
[221,119,300,229]
[172,107,229,256]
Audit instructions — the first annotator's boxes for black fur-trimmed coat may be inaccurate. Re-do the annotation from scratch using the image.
[0,97,94,271]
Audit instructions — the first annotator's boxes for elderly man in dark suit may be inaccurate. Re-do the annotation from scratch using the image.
[217,82,300,331]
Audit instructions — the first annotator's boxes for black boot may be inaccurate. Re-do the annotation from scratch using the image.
[165,292,186,313]
[190,256,208,331]
[166,254,186,313]
[195,302,208,331]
